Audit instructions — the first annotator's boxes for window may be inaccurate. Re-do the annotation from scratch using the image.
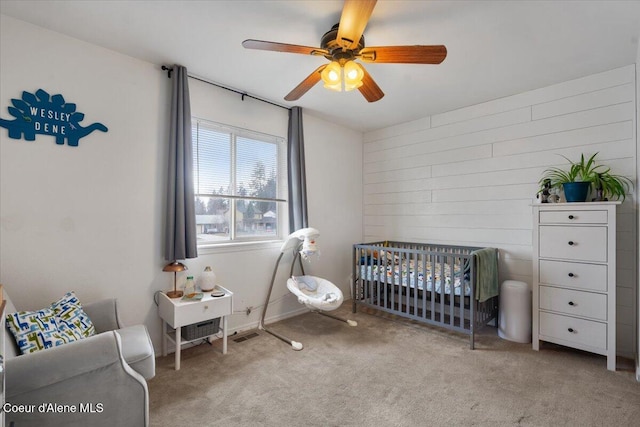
[192,118,287,246]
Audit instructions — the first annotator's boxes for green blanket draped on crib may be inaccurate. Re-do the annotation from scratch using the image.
[471,248,499,302]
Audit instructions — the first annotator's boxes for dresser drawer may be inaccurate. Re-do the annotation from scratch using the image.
[539,210,607,224]
[539,286,607,320]
[539,311,606,350]
[539,225,607,262]
[173,300,224,327]
[539,260,607,292]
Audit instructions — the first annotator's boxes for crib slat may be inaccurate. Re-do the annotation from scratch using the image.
[439,256,445,324]
[469,252,476,349]
[404,251,410,315]
[374,249,379,309]
[460,252,465,328]
[448,255,454,327]
[430,253,435,322]
[411,250,417,316]
[388,249,393,311]
[352,247,357,313]
[420,254,427,318]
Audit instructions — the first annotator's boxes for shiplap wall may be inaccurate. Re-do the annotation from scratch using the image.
[363,65,637,357]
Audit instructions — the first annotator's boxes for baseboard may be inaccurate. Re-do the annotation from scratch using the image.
[244,305,310,332]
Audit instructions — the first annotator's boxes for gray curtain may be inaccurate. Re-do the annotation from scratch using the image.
[287,106,308,232]
[164,65,198,261]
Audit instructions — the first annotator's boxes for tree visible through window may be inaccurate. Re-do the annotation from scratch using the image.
[192,119,286,245]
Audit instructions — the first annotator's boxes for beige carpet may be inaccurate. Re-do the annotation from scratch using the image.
[149,304,639,426]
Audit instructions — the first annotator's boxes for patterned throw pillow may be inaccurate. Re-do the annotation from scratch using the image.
[6,308,76,354]
[51,291,96,340]
[5,291,96,354]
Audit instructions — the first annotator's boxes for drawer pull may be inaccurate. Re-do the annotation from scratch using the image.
[568,328,575,333]
[568,301,575,306]
[568,272,575,277]
[568,241,575,246]
[568,215,575,219]
[204,305,209,310]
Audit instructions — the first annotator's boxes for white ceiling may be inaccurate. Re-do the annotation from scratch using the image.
[1,1,639,133]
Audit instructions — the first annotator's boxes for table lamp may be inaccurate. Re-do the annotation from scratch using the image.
[163,261,187,298]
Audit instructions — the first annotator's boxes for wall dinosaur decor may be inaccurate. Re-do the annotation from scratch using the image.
[0,89,108,146]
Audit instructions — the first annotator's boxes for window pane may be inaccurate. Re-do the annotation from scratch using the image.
[235,199,278,239]
[193,125,231,196]
[236,136,278,199]
[195,196,230,243]
[192,117,285,246]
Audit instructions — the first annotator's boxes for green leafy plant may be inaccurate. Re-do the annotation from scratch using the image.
[539,153,633,201]
[591,170,633,201]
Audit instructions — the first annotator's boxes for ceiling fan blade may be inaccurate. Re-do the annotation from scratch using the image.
[336,0,377,50]
[284,65,327,101]
[359,45,447,64]
[242,39,328,56]
[358,66,384,102]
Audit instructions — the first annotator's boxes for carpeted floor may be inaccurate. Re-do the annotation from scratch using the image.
[149,304,639,426]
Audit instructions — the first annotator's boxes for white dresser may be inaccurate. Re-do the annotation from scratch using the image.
[532,202,619,371]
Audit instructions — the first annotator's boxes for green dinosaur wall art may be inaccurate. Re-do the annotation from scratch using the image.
[0,89,108,146]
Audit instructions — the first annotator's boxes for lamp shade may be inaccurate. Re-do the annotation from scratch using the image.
[321,61,342,91]
[343,61,364,91]
[163,261,187,273]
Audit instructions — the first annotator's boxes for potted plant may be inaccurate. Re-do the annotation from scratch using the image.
[539,153,633,202]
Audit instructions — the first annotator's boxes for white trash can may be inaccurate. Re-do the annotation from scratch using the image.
[498,280,531,343]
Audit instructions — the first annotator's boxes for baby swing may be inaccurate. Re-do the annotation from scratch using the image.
[259,227,357,350]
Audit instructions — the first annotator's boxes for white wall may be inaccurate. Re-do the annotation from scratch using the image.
[304,114,363,294]
[636,39,640,379]
[187,78,363,332]
[363,65,638,358]
[0,15,363,354]
[0,15,168,342]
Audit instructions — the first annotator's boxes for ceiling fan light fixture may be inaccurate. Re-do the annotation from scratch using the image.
[343,60,364,91]
[321,61,343,91]
[321,60,364,92]
[243,0,446,103]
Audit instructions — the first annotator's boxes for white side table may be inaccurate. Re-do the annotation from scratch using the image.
[158,286,233,370]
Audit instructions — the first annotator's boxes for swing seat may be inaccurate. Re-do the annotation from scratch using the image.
[287,276,344,312]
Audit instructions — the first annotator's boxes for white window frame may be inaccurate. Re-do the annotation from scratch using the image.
[192,117,287,249]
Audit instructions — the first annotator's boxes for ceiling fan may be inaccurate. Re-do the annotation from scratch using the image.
[242,0,447,103]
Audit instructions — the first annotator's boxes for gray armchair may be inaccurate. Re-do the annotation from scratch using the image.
[4,291,155,427]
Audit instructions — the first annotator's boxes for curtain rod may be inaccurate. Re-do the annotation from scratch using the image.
[161,65,290,111]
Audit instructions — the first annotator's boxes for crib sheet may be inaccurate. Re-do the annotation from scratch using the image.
[359,263,471,296]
